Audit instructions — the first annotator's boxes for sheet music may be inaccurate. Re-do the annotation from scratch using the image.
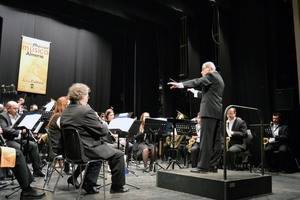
[18,114,42,130]
[108,117,135,132]
[44,99,55,111]
[33,121,44,134]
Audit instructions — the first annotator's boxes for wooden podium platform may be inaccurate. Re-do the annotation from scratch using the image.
[156,169,272,200]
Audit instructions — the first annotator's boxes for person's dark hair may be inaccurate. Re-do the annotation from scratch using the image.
[272,112,281,119]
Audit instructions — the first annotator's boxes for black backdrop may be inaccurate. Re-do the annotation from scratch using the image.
[0,0,300,157]
[0,5,112,111]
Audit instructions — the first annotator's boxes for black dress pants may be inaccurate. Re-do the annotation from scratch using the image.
[84,149,125,189]
[6,140,41,172]
[11,148,34,189]
[197,118,222,170]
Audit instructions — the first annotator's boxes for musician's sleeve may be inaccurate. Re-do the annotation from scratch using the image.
[83,108,109,137]
[0,116,20,140]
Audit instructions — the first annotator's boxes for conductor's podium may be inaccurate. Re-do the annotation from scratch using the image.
[157,168,271,200]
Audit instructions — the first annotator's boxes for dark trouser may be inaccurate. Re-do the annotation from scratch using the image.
[197,118,222,170]
[84,149,125,189]
[6,140,41,172]
[227,144,244,169]
[190,142,200,168]
[11,148,34,190]
[265,143,289,171]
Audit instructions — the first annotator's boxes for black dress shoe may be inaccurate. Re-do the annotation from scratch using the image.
[67,176,80,189]
[110,186,129,193]
[33,170,45,177]
[94,183,101,189]
[190,168,208,173]
[21,187,45,199]
[82,184,99,194]
[209,166,218,173]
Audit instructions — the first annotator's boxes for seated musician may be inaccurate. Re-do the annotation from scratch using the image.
[188,113,201,168]
[265,112,291,172]
[132,112,154,172]
[226,107,248,170]
[60,83,128,194]
[45,96,77,178]
[0,101,44,177]
[0,127,45,198]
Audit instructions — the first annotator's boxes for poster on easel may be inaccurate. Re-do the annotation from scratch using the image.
[17,36,51,94]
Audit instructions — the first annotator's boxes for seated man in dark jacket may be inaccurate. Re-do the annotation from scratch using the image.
[0,101,44,177]
[60,83,128,194]
[226,107,248,169]
[265,113,290,172]
[0,127,45,199]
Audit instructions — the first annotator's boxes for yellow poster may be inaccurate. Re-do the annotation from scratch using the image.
[17,36,51,94]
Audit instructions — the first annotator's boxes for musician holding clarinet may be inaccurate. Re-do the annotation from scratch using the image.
[60,83,129,194]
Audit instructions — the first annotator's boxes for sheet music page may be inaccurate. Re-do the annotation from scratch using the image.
[117,113,129,118]
[44,99,55,111]
[18,114,42,130]
[33,121,44,133]
[108,118,135,132]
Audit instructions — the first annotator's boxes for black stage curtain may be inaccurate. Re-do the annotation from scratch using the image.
[0,5,111,112]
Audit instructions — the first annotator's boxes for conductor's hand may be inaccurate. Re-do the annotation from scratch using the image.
[167,82,184,89]
[187,88,196,93]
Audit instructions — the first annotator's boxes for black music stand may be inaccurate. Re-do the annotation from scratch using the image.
[165,118,183,170]
[144,118,167,172]
[108,117,140,190]
[13,112,42,155]
[175,120,197,167]
[127,120,141,171]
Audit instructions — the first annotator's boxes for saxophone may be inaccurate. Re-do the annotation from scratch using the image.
[165,110,187,148]
[187,137,196,153]
[187,124,200,153]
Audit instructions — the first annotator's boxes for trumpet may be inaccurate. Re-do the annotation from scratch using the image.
[263,137,269,146]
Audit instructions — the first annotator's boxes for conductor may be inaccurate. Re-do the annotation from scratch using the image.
[168,61,225,173]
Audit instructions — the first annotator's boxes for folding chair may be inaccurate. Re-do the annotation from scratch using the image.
[62,127,106,200]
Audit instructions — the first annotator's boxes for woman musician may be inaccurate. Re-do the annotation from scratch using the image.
[132,112,155,172]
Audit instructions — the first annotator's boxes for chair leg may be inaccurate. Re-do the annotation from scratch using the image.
[77,163,88,200]
[102,161,106,200]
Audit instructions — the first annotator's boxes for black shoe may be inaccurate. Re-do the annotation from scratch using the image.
[21,187,45,199]
[82,184,99,194]
[190,168,208,173]
[33,170,45,177]
[67,176,80,189]
[94,183,101,190]
[209,166,218,173]
[110,186,129,194]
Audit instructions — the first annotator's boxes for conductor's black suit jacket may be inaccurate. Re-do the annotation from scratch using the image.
[182,71,224,120]
[60,103,116,160]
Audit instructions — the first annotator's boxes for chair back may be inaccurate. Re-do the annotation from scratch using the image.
[62,127,88,163]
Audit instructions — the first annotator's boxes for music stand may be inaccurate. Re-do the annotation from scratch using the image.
[108,117,140,190]
[13,113,42,155]
[175,120,197,167]
[127,120,141,171]
[144,118,168,172]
